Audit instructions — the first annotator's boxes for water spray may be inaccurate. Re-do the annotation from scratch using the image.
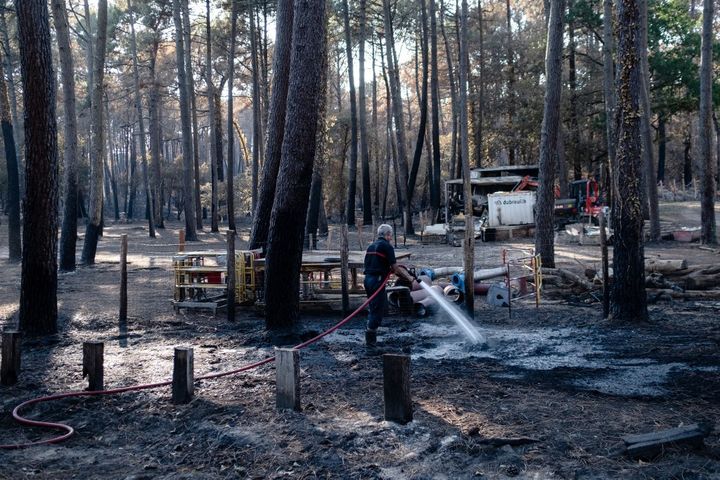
[418,281,486,345]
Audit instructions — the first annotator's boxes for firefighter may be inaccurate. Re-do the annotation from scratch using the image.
[363,224,418,346]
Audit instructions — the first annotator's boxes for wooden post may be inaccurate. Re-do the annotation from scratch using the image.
[383,354,412,424]
[599,212,610,319]
[172,347,194,404]
[340,224,350,315]
[83,341,104,391]
[275,348,300,411]
[357,220,365,250]
[120,234,128,322]
[1,330,21,386]
[178,229,186,252]
[227,230,236,321]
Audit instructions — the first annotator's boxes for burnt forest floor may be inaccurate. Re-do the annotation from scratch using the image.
[0,201,719,480]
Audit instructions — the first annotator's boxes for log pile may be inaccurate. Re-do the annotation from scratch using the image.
[542,258,720,301]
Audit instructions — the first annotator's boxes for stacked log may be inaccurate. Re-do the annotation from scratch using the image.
[542,258,720,301]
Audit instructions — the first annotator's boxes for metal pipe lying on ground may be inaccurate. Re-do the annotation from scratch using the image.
[451,266,509,290]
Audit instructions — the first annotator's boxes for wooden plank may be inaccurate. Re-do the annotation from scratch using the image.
[172,347,194,404]
[1,330,21,386]
[383,354,413,424]
[83,341,104,391]
[275,348,300,411]
[623,424,710,445]
[623,424,712,459]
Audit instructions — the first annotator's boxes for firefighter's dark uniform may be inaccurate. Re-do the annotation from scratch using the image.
[363,235,396,332]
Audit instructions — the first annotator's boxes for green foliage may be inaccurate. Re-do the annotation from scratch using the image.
[648,0,720,115]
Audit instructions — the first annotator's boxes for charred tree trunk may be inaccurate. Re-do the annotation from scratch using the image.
[535,0,564,269]
[699,0,717,244]
[408,0,429,219]
[180,0,202,231]
[0,47,20,261]
[81,0,108,264]
[206,0,219,232]
[602,0,617,186]
[610,0,649,322]
[225,0,238,231]
[16,0,59,335]
[172,0,197,240]
[264,0,326,329]
[383,0,412,234]
[342,0,359,227]
[129,0,155,238]
[149,35,164,228]
[639,0,660,241]
[249,6,261,215]
[459,0,474,316]
[440,0,458,178]
[429,0,441,220]
[249,0,293,251]
[359,0,372,225]
[657,114,666,184]
[505,0,516,165]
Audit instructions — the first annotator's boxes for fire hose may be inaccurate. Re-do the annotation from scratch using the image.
[0,273,391,450]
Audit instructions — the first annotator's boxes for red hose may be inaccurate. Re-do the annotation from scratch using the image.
[0,273,390,449]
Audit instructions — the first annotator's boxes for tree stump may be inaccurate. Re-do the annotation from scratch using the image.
[120,233,128,322]
[172,347,194,404]
[83,341,104,391]
[1,330,21,386]
[383,354,412,424]
[275,348,300,411]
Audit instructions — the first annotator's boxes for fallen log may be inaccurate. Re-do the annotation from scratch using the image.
[646,288,720,300]
[644,258,688,273]
[621,423,713,460]
[542,268,595,291]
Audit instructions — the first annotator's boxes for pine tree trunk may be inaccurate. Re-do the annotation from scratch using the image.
[505,0,516,165]
[359,0,372,226]
[0,9,22,165]
[459,0,474,316]
[383,0,412,234]
[699,0,717,244]
[440,0,458,177]
[568,0,581,180]
[225,0,238,231]
[16,0,59,336]
[610,0,649,322]
[129,0,155,238]
[249,0,293,251]
[0,48,20,262]
[249,7,262,216]
[206,0,219,232]
[149,36,164,228]
[535,0,565,269]
[429,0,441,221]
[602,0,617,184]
[180,0,202,231]
[264,0,327,329]
[172,0,197,240]
[342,0,359,227]
[639,0,660,241]
[408,0,429,220]
[81,0,108,264]
[657,114,666,183]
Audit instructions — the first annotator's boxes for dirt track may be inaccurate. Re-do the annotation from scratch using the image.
[0,202,719,479]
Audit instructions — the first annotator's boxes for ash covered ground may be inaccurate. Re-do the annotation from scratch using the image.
[0,206,719,479]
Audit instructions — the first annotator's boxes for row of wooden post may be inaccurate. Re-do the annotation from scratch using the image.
[1,335,413,423]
